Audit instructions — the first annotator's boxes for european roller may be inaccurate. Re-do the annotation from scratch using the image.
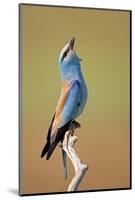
[41,37,88,178]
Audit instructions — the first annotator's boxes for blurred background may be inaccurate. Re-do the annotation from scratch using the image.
[20,4,130,194]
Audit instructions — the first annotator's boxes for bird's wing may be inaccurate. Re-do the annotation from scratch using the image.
[50,79,82,144]
[41,80,72,159]
[49,80,71,143]
[41,80,81,160]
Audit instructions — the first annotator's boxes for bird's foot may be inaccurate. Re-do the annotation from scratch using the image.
[69,120,81,136]
[59,121,81,147]
[58,141,63,148]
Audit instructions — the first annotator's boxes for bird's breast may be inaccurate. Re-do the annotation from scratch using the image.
[81,81,88,107]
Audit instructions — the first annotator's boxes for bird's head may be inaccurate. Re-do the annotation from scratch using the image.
[59,37,81,80]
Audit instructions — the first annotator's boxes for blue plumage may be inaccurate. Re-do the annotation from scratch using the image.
[41,37,88,179]
[59,38,88,127]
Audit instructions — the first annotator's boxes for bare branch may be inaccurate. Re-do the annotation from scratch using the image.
[62,131,88,191]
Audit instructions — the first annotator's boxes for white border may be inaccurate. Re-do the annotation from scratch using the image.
[0,0,134,200]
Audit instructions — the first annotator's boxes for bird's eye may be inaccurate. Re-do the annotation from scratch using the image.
[61,48,69,62]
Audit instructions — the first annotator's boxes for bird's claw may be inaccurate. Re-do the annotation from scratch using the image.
[58,142,63,148]
[69,120,81,135]
[59,121,81,148]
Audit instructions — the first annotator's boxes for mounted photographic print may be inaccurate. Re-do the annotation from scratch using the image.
[19,3,131,196]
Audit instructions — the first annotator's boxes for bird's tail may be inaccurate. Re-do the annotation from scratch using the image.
[41,141,58,160]
[41,141,50,158]
[46,141,57,160]
[62,149,67,179]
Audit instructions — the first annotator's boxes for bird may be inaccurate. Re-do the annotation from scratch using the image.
[41,37,88,178]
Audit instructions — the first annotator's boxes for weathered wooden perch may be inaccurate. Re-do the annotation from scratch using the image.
[62,130,88,191]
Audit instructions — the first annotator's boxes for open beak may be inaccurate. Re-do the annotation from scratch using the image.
[69,37,75,50]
